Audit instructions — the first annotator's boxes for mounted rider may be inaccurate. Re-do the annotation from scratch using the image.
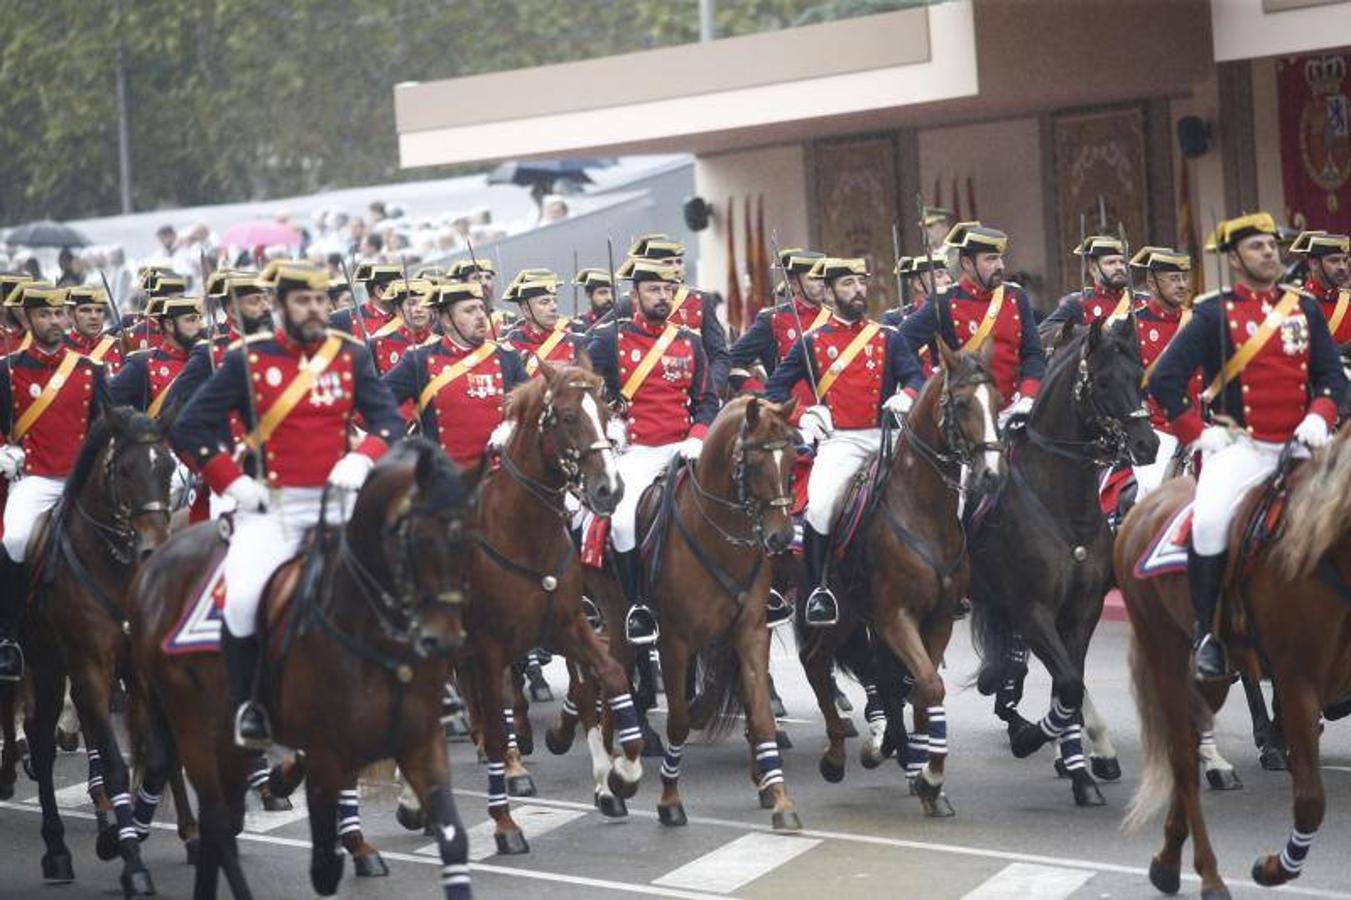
[618,234,731,395]
[171,260,405,748]
[573,268,614,331]
[0,273,34,356]
[109,296,204,416]
[729,248,827,395]
[502,271,583,374]
[64,286,124,374]
[1043,235,1142,330]
[368,279,437,376]
[0,283,111,682]
[1148,212,1347,681]
[383,281,527,471]
[447,258,512,335]
[329,262,401,341]
[1290,230,1351,346]
[881,252,952,328]
[585,259,719,645]
[899,222,1046,423]
[126,272,188,353]
[764,257,925,627]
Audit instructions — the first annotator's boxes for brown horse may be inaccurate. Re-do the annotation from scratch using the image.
[130,439,478,900]
[799,343,1005,815]
[1118,434,1351,898]
[18,407,179,896]
[413,358,642,856]
[565,395,804,830]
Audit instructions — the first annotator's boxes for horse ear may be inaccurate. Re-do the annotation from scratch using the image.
[977,334,995,370]
[157,398,184,435]
[745,396,761,430]
[779,396,798,421]
[936,337,958,372]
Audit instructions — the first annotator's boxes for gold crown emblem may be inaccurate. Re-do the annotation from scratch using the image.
[1305,55,1346,96]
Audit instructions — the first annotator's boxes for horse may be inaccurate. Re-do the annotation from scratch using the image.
[797,342,1006,816]
[130,438,478,900]
[565,394,804,830]
[967,316,1158,807]
[1118,432,1351,898]
[410,358,643,856]
[17,407,182,896]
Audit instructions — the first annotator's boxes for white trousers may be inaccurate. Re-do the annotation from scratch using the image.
[805,428,880,534]
[3,476,65,563]
[223,486,336,637]
[1133,430,1180,500]
[1192,436,1301,556]
[611,443,681,552]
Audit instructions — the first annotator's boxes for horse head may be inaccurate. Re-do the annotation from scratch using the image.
[532,355,623,516]
[83,405,175,563]
[353,438,475,659]
[934,339,1006,495]
[1077,315,1159,466]
[728,395,799,554]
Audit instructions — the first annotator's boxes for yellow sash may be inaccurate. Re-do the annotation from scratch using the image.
[960,285,1006,353]
[1200,290,1302,403]
[1104,291,1135,324]
[146,374,179,419]
[620,324,681,401]
[88,335,117,364]
[525,321,573,376]
[1328,289,1350,339]
[806,305,831,334]
[244,335,345,449]
[369,315,404,340]
[815,322,881,400]
[417,342,497,413]
[669,287,693,320]
[13,351,82,441]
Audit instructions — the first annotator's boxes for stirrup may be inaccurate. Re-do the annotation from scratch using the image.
[804,586,839,627]
[233,701,273,751]
[1193,633,1229,682]
[765,589,794,629]
[624,604,659,646]
[581,595,604,630]
[0,639,23,683]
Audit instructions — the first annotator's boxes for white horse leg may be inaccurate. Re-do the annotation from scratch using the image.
[395,766,427,831]
[1199,728,1242,791]
[1081,692,1122,781]
[588,726,627,817]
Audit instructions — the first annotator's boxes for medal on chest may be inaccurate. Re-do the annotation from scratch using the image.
[1280,315,1310,356]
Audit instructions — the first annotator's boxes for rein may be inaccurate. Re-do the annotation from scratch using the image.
[1025,337,1145,468]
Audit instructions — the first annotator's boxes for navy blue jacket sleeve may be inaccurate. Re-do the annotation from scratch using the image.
[730,308,776,373]
[763,336,816,404]
[500,346,528,393]
[1042,293,1085,331]
[898,296,954,356]
[699,292,730,394]
[328,307,354,335]
[584,325,621,404]
[382,346,421,408]
[172,348,251,464]
[90,363,110,423]
[1301,296,1348,408]
[687,334,719,430]
[1014,290,1048,384]
[885,330,926,395]
[1147,299,1219,421]
[108,352,150,410]
[162,343,213,416]
[349,343,404,446]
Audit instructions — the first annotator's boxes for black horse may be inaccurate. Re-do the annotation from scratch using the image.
[968,316,1157,806]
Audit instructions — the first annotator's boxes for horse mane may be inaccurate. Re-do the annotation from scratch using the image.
[502,374,549,428]
[1270,429,1351,581]
[379,437,468,513]
[704,395,754,454]
[58,407,156,513]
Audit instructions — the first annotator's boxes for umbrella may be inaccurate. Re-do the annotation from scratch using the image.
[4,220,91,248]
[486,158,616,189]
[219,219,302,249]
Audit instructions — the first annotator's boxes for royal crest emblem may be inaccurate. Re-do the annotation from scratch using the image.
[1298,56,1351,214]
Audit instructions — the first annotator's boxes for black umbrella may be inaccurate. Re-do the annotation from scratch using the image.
[486,158,616,189]
[5,220,92,248]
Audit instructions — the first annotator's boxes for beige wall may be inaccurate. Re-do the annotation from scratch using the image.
[1250,57,1287,216]
[918,118,1049,299]
[1170,70,1226,286]
[693,145,810,302]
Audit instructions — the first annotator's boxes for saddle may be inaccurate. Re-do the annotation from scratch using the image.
[259,524,335,664]
[830,451,886,563]
[635,455,687,594]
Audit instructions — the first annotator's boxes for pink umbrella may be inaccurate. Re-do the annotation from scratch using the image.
[219,219,302,249]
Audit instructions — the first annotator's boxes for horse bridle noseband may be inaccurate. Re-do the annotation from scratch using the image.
[685,419,793,549]
[1029,338,1147,467]
[79,432,172,566]
[897,370,1004,495]
[498,381,615,517]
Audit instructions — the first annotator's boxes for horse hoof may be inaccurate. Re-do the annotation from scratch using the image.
[771,695,787,718]
[396,803,426,832]
[776,729,793,750]
[1053,758,1070,779]
[121,866,155,898]
[1258,745,1288,771]
[915,778,955,818]
[42,851,75,883]
[495,829,530,855]
[310,851,345,896]
[1071,775,1105,807]
[595,790,628,818]
[56,728,80,753]
[1200,887,1233,900]
[1008,722,1049,759]
[1148,858,1181,894]
[607,768,639,801]
[97,826,121,861]
[840,718,858,739]
[476,747,489,765]
[772,809,803,832]
[1205,767,1243,791]
[517,732,535,757]
[353,852,389,878]
[658,803,686,827]
[860,745,882,770]
[818,756,845,784]
[506,774,537,797]
[1091,756,1122,782]
[545,727,573,756]
[1251,854,1296,887]
[185,839,200,867]
[757,787,775,810]
[261,793,293,812]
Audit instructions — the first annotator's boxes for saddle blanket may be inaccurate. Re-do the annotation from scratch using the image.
[1133,501,1193,580]
[162,551,227,655]
[579,512,609,569]
[1098,466,1136,516]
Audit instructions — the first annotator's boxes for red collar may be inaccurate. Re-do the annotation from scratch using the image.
[827,314,867,333]
[1232,282,1281,305]
[1146,298,1183,321]
[1087,284,1124,303]
[26,343,68,368]
[66,331,97,350]
[958,276,994,303]
[439,335,485,358]
[630,316,667,338]
[273,328,325,357]
[157,341,192,362]
[792,298,821,318]
[361,301,392,322]
[1305,275,1332,301]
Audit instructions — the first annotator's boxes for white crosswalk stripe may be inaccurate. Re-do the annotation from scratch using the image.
[243,790,310,834]
[651,832,821,894]
[416,803,587,862]
[959,863,1094,899]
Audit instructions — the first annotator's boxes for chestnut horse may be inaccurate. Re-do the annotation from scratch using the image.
[130,439,478,900]
[799,342,1005,816]
[1119,433,1351,898]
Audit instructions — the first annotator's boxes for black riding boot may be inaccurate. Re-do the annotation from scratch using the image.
[803,526,839,627]
[614,548,657,646]
[0,549,25,683]
[222,628,271,749]
[1187,548,1229,681]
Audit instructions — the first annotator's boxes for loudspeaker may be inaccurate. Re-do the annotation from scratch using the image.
[1177,116,1211,159]
[683,196,712,232]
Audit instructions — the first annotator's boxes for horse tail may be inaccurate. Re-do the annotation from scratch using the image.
[968,599,1012,695]
[1122,620,1200,832]
[687,638,743,741]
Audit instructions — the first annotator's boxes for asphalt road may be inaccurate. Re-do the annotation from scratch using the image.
[1,619,1348,900]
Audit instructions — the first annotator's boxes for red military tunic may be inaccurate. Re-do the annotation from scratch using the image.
[126,317,164,352]
[505,319,579,376]
[1136,298,1195,433]
[1,325,30,358]
[2,345,102,477]
[929,277,1044,405]
[1304,274,1351,345]
[330,300,398,341]
[370,323,432,376]
[615,318,709,446]
[65,331,124,375]
[807,318,888,430]
[109,342,192,414]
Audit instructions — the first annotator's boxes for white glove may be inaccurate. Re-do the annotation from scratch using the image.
[1191,425,1234,456]
[170,462,193,506]
[224,475,270,513]
[487,419,515,450]
[998,395,1034,428]
[798,405,834,445]
[678,436,704,460]
[882,391,915,420]
[1294,412,1331,449]
[605,415,629,452]
[327,452,375,492]
[0,445,25,481]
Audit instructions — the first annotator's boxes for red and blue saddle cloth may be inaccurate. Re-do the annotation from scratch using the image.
[1132,500,1193,579]
[163,545,228,655]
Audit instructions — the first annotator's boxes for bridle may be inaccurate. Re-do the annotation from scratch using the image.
[1028,331,1148,467]
[894,368,1004,495]
[684,416,794,549]
[499,379,614,516]
[77,430,172,566]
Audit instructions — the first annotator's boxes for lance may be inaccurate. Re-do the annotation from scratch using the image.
[337,256,373,348]
[769,230,821,402]
[915,193,943,345]
[891,222,906,317]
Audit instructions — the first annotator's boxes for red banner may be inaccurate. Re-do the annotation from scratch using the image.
[1278,49,1351,232]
